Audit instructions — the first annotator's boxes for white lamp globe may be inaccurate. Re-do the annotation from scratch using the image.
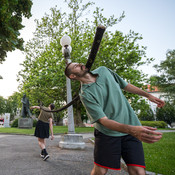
[60,35,71,46]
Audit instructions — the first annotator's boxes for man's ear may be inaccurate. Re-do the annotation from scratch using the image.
[69,74,76,79]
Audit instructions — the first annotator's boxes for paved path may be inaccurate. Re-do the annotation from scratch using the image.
[1,130,173,175]
[0,134,128,175]
[157,129,175,132]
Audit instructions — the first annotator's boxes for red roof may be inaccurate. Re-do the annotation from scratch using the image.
[146,85,159,92]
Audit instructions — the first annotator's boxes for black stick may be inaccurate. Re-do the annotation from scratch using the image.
[86,25,106,70]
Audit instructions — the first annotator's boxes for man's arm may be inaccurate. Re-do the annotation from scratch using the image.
[49,118,54,140]
[99,117,162,143]
[30,106,40,110]
[124,83,165,108]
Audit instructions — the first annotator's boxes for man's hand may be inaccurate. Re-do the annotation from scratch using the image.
[99,117,163,143]
[147,95,165,108]
[129,125,162,143]
[124,84,165,108]
[51,135,54,140]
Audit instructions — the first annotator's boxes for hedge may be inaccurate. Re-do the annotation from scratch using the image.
[140,121,167,128]
[11,118,38,127]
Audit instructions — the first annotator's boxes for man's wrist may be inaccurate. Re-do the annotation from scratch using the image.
[124,125,137,137]
[117,123,134,135]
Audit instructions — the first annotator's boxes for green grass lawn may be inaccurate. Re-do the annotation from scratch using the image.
[0,127,35,135]
[0,126,94,135]
[143,132,175,175]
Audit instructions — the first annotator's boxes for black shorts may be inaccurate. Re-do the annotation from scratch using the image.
[94,129,145,170]
[34,120,49,139]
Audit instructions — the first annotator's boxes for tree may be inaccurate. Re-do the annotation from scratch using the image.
[5,92,21,120]
[156,102,175,125]
[138,106,155,121]
[0,0,33,63]
[150,49,175,102]
[17,0,153,125]
[0,92,21,120]
[0,96,6,114]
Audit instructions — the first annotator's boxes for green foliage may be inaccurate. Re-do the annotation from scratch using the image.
[17,0,153,124]
[11,118,18,127]
[141,121,167,128]
[33,119,37,127]
[11,118,38,127]
[0,96,6,114]
[138,106,155,121]
[156,102,175,125]
[5,92,21,120]
[150,49,175,102]
[0,0,33,62]
[0,92,21,120]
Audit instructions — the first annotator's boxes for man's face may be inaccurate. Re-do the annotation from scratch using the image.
[69,63,89,79]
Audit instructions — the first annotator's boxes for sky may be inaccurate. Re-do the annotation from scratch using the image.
[0,0,175,99]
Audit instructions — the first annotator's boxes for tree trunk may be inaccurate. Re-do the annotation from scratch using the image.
[74,101,85,127]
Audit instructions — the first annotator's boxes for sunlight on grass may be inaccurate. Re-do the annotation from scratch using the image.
[0,126,94,135]
[0,127,35,135]
[143,132,175,175]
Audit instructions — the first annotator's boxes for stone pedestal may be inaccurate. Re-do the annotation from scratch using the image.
[18,118,33,129]
[59,134,85,150]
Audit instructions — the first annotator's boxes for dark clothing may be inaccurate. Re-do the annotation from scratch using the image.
[34,120,49,138]
[38,107,53,123]
[94,129,145,170]
[34,107,53,139]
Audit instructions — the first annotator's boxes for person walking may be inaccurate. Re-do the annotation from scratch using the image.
[65,63,165,175]
[30,103,55,161]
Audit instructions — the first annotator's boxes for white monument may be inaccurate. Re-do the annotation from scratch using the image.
[4,113,10,127]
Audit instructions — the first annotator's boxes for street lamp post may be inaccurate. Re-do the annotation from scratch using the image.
[60,35,75,134]
[59,35,85,150]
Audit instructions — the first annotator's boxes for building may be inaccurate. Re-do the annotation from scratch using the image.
[144,85,166,115]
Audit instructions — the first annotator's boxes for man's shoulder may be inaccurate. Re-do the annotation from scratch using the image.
[92,66,108,73]
[41,106,49,111]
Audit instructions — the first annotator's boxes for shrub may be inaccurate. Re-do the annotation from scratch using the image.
[156,102,175,125]
[138,107,155,121]
[11,118,38,127]
[11,118,18,127]
[141,121,167,128]
[33,119,37,127]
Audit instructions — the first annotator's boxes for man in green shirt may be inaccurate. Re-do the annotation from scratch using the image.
[65,63,165,175]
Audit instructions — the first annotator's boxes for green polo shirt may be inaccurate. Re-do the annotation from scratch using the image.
[80,66,141,137]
